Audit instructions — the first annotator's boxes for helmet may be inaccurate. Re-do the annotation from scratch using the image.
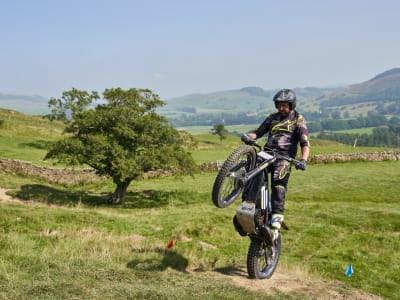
[273,89,296,110]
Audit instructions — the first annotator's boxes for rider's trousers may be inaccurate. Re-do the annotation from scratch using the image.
[242,159,291,214]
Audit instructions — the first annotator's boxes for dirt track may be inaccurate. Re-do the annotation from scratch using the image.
[212,268,383,299]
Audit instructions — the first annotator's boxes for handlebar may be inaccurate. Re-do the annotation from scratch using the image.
[241,134,302,168]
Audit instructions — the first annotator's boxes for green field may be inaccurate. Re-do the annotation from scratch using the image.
[0,108,399,299]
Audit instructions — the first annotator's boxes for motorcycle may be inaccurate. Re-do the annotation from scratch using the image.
[211,138,301,279]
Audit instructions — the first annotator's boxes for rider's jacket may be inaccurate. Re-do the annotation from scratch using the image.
[250,110,310,158]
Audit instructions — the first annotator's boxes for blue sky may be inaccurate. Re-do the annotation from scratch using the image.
[1,0,399,99]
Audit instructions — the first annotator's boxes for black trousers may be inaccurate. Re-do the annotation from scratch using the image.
[242,159,291,214]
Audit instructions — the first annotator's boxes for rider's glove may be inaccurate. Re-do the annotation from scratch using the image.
[241,133,255,145]
[295,159,307,171]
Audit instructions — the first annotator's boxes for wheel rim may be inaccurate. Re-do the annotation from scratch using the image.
[256,238,280,278]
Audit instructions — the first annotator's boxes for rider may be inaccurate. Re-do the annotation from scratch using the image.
[241,89,310,238]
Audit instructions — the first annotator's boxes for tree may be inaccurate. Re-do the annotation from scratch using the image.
[45,88,197,204]
[210,123,228,143]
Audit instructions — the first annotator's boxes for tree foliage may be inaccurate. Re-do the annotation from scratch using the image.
[45,88,197,204]
[210,123,228,143]
[317,124,400,148]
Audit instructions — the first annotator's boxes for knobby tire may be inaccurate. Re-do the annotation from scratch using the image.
[212,145,256,208]
[247,235,282,279]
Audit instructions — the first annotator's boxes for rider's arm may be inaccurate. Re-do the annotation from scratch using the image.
[246,114,274,140]
[297,114,310,161]
[301,145,310,161]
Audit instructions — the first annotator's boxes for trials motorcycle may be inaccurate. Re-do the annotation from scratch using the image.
[212,138,301,279]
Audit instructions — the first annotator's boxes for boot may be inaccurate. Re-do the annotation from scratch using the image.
[270,214,284,242]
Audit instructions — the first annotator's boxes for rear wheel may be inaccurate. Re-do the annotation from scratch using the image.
[247,235,281,279]
[212,146,256,208]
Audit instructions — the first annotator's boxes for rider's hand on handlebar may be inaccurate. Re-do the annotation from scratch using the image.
[295,159,307,171]
[241,133,256,145]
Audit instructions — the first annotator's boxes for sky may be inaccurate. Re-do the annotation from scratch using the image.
[1,0,400,99]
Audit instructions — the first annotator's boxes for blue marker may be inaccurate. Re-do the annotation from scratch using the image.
[345,264,354,277]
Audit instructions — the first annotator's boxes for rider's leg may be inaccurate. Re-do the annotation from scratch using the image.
[270,160,291,231]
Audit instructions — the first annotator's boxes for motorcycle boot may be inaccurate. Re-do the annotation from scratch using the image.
[271,214,284,242]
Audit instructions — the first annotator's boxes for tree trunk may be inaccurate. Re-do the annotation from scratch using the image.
[109,181,131,204]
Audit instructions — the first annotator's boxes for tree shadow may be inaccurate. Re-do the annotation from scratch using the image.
[14,184,108,206]
[19,140,53,150]
[13,184,192,208]
[127,247,189,273]
[202,140,218,145]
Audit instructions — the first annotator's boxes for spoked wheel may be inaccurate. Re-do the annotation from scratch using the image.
[247,235,282,279]
[212,145,257,208]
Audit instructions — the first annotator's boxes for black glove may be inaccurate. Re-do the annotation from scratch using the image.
[241,133,255,145]
[295,159,307,171]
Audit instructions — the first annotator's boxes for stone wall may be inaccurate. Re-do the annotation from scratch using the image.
[1,151,399,184]
[308,151,400,164]
[198,151,400,172]
[0,158,101,185]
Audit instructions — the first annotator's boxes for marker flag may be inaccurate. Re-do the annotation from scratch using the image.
[345,264,354,277]
[166,240,174,249]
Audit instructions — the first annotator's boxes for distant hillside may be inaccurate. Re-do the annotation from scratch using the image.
[159,86,338,118]
[2,67,399,120]
[317,68,400,116]
[158,68,400,126]
[0,93,50,115]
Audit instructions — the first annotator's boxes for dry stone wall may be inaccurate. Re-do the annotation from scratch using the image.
[0,151,399,184]
[308,151,400,164]
[0,158,101,185]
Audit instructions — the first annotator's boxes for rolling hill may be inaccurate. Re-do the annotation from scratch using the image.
[319,68,400,106]
[160,68,400,126]
[316,68,400,117]
[158,86,340,117]
[1,68,400,120]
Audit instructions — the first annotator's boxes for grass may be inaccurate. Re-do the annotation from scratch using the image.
[0,175,275,299]
[190,134,396,163]
[1,160,399,298]
[286,161,400,297]
[1,108,399,298]
[0,109,64,165]
[0,108,394,165]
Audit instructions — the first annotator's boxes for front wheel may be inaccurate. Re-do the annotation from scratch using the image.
[212,145,256,208]
[247,235,281,279]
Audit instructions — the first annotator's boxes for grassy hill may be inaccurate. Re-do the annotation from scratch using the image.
[159,68,400,126]
[0,109,64,164]
[158,86,339,119]
[2,68,399,125]
[1,159,399,299]
[317,67,400,117]
[0,109,399,298]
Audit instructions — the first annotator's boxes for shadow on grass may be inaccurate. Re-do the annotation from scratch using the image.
[214,266,248,278]
[127,247,189,273]
[202,140,219,145]
[19,140,53,150]
[14,184,108,206]
[13,184,193,208]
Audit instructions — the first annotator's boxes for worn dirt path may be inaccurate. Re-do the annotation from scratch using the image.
[0,188,383,299]
[211,268,383,299]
